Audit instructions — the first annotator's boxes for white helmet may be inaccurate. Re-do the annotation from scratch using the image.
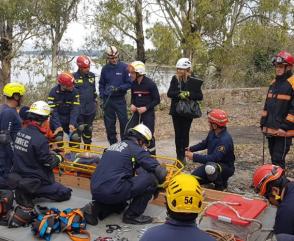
[28,101,51,116]
[129,124,152,142]
[129,61,146,75]
[176,58,191,69]
[106,46,119,57]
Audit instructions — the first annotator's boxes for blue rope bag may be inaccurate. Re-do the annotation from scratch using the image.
[31,208,60,241]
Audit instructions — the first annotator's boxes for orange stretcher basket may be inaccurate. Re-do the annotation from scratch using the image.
[50,141,184,187]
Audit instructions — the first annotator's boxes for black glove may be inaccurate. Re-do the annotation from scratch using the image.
[154,165,168,185]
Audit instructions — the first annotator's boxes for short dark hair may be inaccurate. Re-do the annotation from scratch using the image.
[166,204,198,222]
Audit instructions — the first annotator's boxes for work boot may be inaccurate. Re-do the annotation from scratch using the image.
[122,214,153,224]
[15,189,34,208]
[81,202,98,225]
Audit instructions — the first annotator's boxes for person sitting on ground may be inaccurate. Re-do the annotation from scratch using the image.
[253,164,294,241]
[185,109,235,191]
[139,173,216,241]
[82,124,167,225]
[11,101,72,208]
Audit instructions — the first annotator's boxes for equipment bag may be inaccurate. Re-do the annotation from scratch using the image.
[59,208,91,241]
[31,208,60,241]
[7,205,36,228]
[0,190,13,217]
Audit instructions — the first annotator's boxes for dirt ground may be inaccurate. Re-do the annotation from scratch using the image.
[92,88,294,195]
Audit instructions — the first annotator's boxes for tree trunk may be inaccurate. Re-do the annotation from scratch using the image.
[51,40,58,78]
[0,20,13,90]
[134,0,145,62]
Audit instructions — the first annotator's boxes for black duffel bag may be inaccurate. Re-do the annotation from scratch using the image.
[176,99,202,118]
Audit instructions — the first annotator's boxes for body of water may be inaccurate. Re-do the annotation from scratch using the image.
[11,55,175,93]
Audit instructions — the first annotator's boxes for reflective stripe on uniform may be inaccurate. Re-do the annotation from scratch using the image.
[267,93,291,101]
[286,114,294,123]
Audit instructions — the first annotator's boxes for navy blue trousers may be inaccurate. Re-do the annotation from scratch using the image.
[103,97,128,145]
[92,171,156,217]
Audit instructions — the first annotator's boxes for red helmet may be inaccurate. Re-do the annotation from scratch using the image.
[57,72,74,88]
[253,164,284,196]
[208,109,228,127]
[272,51,294,66]
[77,55,90,68]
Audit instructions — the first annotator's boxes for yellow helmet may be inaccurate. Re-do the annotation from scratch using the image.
[166,174,203,213]
[3,82,26,97]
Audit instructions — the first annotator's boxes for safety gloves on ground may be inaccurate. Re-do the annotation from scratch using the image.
[178,91,190,100]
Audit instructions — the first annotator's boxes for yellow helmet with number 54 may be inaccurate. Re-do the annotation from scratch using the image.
[166,173,203,213]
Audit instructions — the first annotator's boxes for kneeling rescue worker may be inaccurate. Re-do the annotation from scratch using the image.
[139,174,216,241]
[11,101,72,208]
[83,124,167,225]
[185,109,235,191]
[253,164,294,240]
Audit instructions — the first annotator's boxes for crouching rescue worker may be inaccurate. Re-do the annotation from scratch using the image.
[253,164,294,240]
[0,82,25,189]
[139,174,216,241]
[82,124,167,225]
[185,109,235,191]
[48,72,81,147]
[127,61,160,155]
[12,101,72,208]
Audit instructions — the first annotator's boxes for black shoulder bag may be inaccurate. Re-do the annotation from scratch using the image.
[175,80,202,118]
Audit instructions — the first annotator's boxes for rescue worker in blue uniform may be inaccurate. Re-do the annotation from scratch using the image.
[73,55,97,149]
[82,124,167,225]
[260,51,294,169]
[140,174,216,241]
[185,109,235,191]
[12,101,72,208]
[48,72,80,147]
[99,46,132,144]
[253,164,294,240]
[0,83,25,189]
[127,61,160,155]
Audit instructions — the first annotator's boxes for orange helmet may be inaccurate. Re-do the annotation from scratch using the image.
[57,72,74,88]
[208,109,228,127]
[272,51,294,66]
[253,164,284,196]
[77,55,90,68]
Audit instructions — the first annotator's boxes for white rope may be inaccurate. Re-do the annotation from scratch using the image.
[199,201,263,241]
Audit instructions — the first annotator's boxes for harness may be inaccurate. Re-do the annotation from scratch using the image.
[32,208,91,241]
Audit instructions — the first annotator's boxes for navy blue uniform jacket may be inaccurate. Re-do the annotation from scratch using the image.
[48,85,80,129]
[13,125,55,185]
[131,76,160,111]
[0,104,21,173]
[91,139,159,199]
[190,128,235,168]
[139,218,216,241]
[274,182,294,235]
[99,62,132,98]
[73,70,97,115]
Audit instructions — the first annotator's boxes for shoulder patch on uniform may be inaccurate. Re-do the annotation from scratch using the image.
[287,76,294,90]
[217,145,226,153]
